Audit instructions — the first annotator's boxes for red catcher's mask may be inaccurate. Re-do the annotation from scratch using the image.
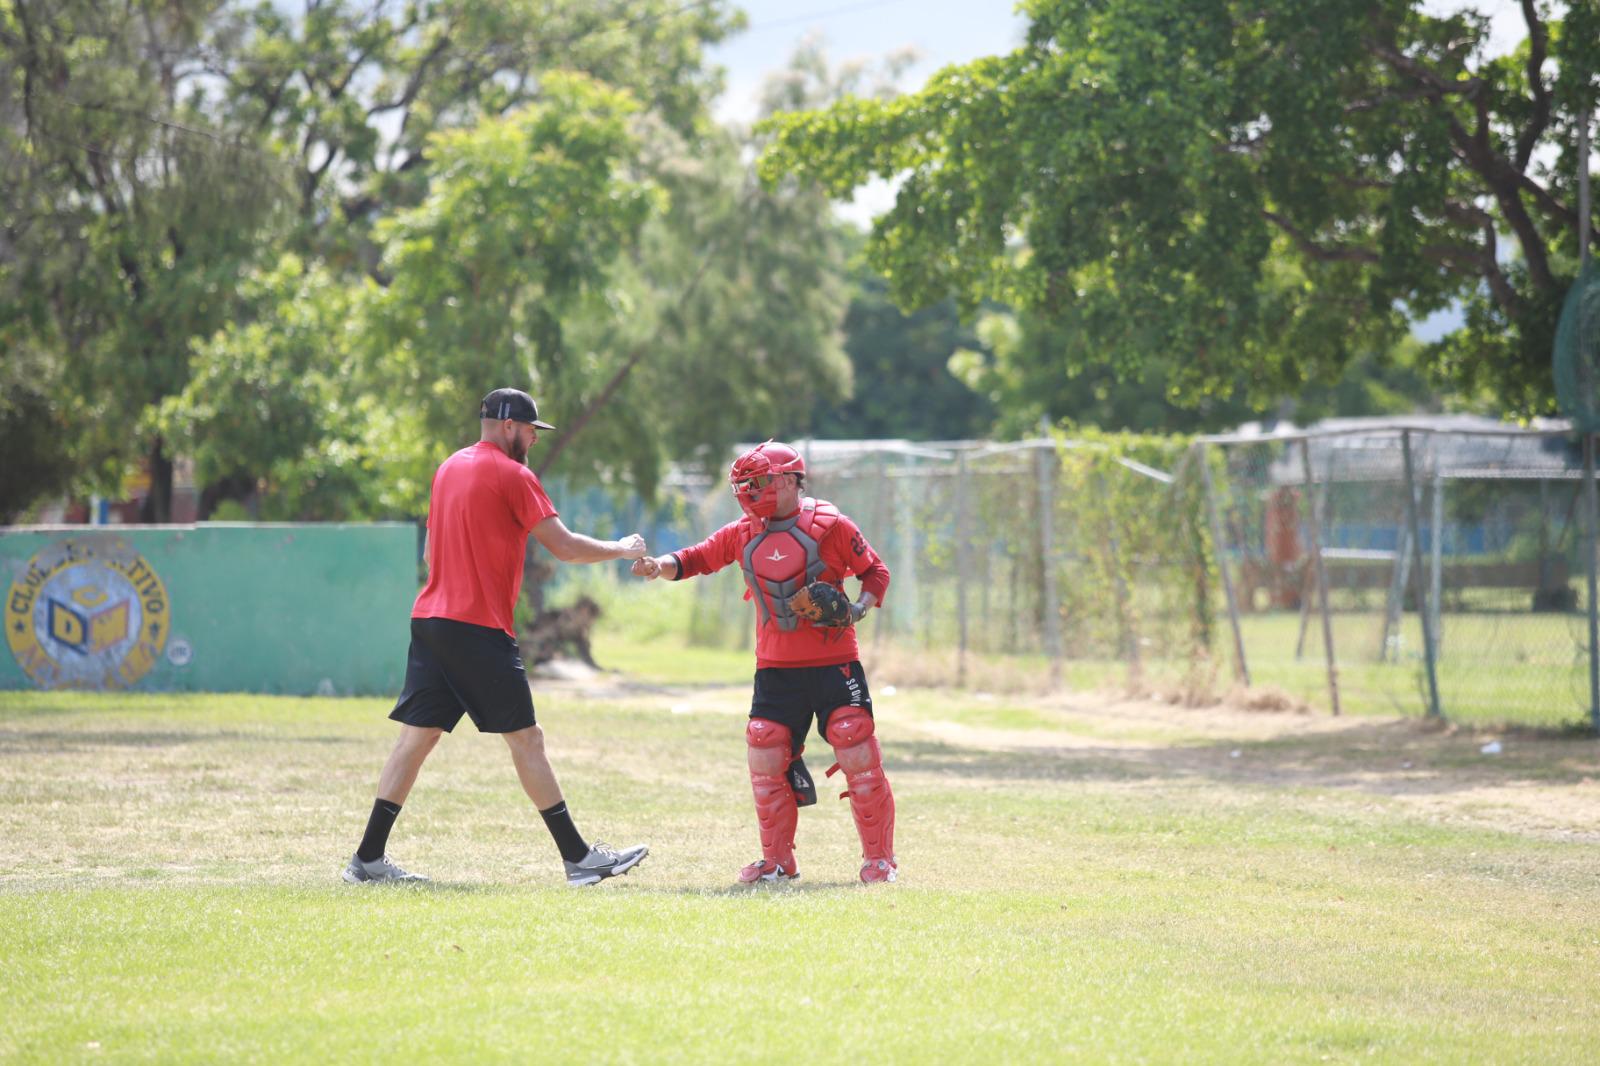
[730,441,805,519]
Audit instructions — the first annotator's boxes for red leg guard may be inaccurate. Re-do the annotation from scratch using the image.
[745,718,798,876]
[824,708,895,879]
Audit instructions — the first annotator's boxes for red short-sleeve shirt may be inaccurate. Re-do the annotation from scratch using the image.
[411,441,558,635]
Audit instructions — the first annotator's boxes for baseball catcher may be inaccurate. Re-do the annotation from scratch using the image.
[632,441,897,884]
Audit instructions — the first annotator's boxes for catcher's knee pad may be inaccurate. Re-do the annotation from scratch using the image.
[824,707,878,773]
[745,718,792,774]
[824,707,895,863]
[747,719,817,807]
[745,719,798,867]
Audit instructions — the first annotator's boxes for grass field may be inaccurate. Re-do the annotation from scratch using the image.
[1234,609,1594,727]
[5,650,1600,1064]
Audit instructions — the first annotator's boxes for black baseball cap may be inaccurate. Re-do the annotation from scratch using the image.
[479,388,555,430]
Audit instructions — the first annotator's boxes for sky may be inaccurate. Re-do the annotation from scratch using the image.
[709,0,1529,127]
[706,0,1028,224]
[707,0,1026,125]
[1418,0,1529,55]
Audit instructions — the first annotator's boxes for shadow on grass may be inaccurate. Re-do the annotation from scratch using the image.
[352,880,510,895]
[533,672,749,693]
[327,878,865,896]
[0,730,362,752]
[662,879,862,896]
[335,880,604,895]
[886,716,1600,800]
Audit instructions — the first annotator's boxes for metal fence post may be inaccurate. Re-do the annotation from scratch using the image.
[1585,433,1600,731]
[1299,440,1341,715]
[1095,471,1139,686]
[1379,524,1412,663]
[1035,435,1064,686]
[1198,442,1250,686]
[1583,104,1599,731]
[873,453,891,651]
[1430,469,1444,663]
[1293,476,1329,661]
[1402,430,1443,718]
[896,462,918,642]
[955,449,971,687]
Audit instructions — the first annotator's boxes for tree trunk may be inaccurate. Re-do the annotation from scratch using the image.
[139,437,174,523]
[198,474,258,520]
[519,595,602,669]
[522,547,554,615]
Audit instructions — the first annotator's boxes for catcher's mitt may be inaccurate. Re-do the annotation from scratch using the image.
[787,581,856,628]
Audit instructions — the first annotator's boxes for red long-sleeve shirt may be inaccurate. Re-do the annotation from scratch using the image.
[671,501,890,668]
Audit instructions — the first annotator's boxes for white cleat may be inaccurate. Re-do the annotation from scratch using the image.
[342,853,429,883]
[565,842,649,887]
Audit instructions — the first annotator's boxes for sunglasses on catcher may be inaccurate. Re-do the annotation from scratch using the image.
[734,475,775,495]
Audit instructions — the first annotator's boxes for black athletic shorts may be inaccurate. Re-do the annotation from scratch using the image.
[750,660,872,753]
[389,617,536,733]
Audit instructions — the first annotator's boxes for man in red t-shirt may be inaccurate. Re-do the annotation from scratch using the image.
[632,441,898,884]
[343,388,651,888]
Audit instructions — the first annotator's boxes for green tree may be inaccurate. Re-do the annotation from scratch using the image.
[949,311,1258,437]
[1,0,745,521]
[156,20,857,519]
[760,0,1600,418]
[159,73,666,516]
[0,0,289,521]
[356,72,666,511]
[525,37,872,482]
[950,309,1440,436]
[0,349,74,524]
[213,0,738,248]
[807,241,995,440]
[590,116,855,466]
[5,4,872,525]
[152,254,367,520]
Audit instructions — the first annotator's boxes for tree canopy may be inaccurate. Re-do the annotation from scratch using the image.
[760,0,1600,418]
[804,239,995,441]
[1,0,862,521]
[11,2,1573,527]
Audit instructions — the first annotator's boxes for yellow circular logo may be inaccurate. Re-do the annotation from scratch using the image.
[5,538,170,690]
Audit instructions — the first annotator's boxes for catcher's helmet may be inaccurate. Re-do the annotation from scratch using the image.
[730,441,804,519]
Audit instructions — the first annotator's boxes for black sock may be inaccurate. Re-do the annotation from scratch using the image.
[539,801,589,863]
[356,799,402,862]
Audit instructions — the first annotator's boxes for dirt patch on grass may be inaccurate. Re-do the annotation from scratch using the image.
[541,662,1600,843]
[886,686,1600,842]
[553,656,1600,838]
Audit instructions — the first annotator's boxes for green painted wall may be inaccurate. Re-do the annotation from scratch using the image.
[1,524,418,696]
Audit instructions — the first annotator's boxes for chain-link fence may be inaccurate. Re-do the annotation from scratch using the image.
[671,435,1214,696]
[1206,420,1598,729]
[648,422,1600,730]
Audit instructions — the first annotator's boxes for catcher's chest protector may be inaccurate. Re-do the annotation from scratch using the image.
[740,500,840,631]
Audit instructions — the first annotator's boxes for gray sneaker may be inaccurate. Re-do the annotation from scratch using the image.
[564,841,648,887]
[342,853,429,883]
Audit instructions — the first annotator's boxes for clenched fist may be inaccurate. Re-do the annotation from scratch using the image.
[616,533,647,559]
